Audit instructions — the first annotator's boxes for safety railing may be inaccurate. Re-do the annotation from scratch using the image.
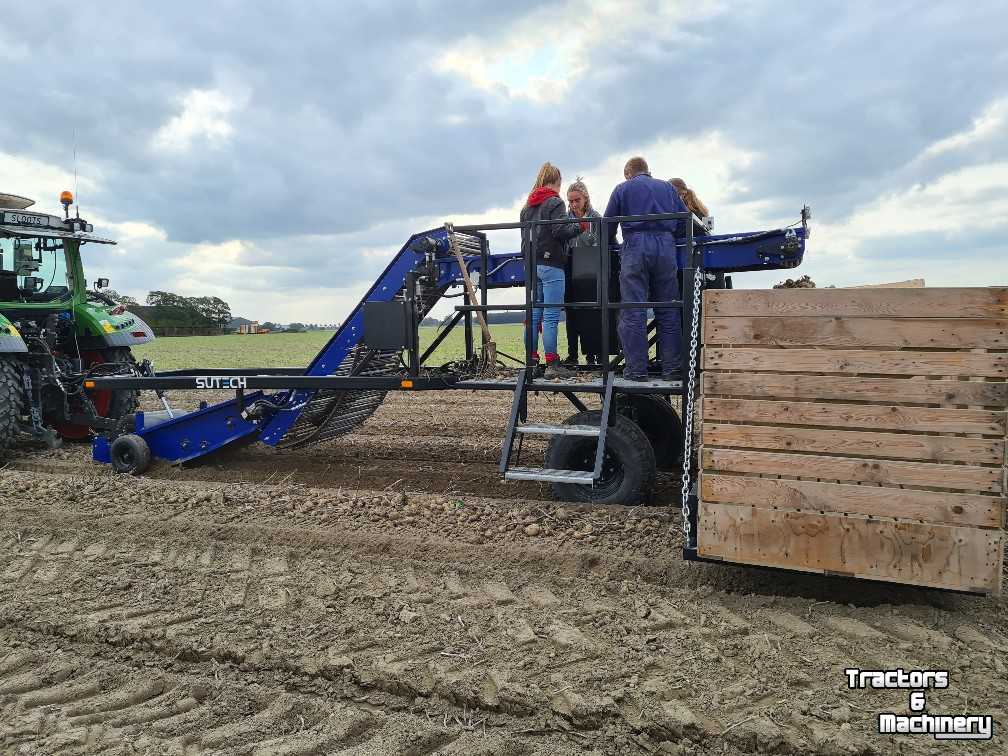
[450,212,698,385]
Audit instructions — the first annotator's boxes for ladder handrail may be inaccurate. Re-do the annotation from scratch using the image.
[498,368,527,474]
[592,372,615,480]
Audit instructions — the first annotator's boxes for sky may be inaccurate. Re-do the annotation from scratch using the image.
[2,1,1006,323]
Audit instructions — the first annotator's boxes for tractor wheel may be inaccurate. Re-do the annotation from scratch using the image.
[55,347,140,440]
[614,394,683,471]
[99,348,141,420]
[110,433,151,475]
[0,355,25,452]
[545,410,656,506]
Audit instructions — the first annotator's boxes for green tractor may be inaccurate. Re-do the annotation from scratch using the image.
[0,191,154,451]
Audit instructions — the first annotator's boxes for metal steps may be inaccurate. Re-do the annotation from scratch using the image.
[504,466,595,484]
[499,371,615,487]
[516,423,600,437]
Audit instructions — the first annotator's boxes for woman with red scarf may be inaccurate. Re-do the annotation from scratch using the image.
[520,162,581,378]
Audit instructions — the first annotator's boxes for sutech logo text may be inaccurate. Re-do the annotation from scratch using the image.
[195,376,248,390]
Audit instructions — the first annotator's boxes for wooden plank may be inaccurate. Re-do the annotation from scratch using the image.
[704,316,1008,349]
[697,501,1002,594]
[704,348,1007,378]
[704,288,1008,319]
[701,448,1003,493]
[702,372,1008,406]
[702,423,1003,464]
[703,398,1005,435]
[701,473,1002,528]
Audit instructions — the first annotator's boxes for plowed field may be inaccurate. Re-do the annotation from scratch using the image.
[2,389,1006,755]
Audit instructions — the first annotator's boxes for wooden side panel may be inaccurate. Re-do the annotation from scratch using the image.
[701,474,1002,528]
[698,287,1007,594]
[701,448,1003,493]
[706,316,1008,349]
[702,373,1008,406]
[697,500,1003,594]
[703,398,1005,435]
[704,348,1007,378]
[704,287,1008,319]
[702,423,1003,464]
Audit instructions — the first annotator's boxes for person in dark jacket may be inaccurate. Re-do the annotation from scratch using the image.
[521,162,582,378]
[604,157,689,381]
[563,177,601,365]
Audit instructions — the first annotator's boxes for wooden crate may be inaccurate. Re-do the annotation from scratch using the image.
[698,288,1007,594]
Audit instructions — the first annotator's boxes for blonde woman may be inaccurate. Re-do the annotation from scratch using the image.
[520,162,581,377]
[669,178,709,221]
[563,177,601,365]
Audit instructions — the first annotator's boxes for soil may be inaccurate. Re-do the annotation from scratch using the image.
[2,389,1006,754]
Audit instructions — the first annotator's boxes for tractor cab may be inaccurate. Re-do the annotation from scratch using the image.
[0,234,74,304]
[0,191,155,450]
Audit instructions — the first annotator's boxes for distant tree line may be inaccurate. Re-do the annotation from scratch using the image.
[103,289,232,331]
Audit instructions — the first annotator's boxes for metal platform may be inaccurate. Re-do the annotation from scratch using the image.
[455,375,683,394]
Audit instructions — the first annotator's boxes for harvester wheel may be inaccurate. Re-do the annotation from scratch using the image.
[0,355,24,451]
[546,410,656,506]
[614,394,683,471]
[110,433,151,475]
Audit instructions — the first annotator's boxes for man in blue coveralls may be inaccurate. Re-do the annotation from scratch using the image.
[604,156,689,381]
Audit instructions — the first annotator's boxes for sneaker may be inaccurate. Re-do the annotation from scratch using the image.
[544,361,576,379]
[586,354,598,366]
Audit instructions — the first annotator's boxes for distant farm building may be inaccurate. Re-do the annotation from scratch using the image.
[237,321,270,334]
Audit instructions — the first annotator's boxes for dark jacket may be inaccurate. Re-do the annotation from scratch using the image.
[521,194,581,269]
[569,207,602,256]
[603,173,689,245]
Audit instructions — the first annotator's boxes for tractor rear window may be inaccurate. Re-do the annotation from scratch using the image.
[0,237,72,303]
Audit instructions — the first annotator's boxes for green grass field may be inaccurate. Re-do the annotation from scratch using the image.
[132,323,570,371]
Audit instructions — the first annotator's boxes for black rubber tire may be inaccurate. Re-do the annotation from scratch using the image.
[614,394,683,471]
[0,355,25,452]
[110,433,151,475]
[101,347,140,420]
[545,410,656,506]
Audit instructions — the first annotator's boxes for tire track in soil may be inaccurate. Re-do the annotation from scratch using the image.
[1,469,1006,754]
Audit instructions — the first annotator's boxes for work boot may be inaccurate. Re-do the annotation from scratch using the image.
[544,355,575,379]
[561,354,579,367]
[586,353,598,366]
[661,364,682,380]
[622,370,648,382]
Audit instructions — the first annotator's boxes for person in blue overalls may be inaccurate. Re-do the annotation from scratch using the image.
[603,157,689,381]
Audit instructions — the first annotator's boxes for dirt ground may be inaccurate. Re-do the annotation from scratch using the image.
[1,390,1006,755]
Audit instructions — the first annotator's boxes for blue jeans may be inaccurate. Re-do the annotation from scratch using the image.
[528,264,565,357]
[617,234,681,377]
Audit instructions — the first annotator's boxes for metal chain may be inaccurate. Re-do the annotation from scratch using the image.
[680,269,704,545]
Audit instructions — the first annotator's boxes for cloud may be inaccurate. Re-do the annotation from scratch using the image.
[2,1,1006,323]
[151,89,240,153]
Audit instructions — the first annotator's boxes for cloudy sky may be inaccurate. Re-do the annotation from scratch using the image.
[2,1,1006,322]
